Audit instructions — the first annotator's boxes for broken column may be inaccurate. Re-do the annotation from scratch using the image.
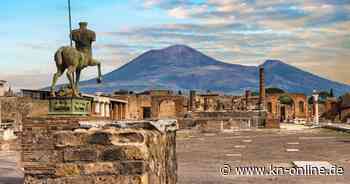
[189,90,196,112]
[22,117,178,184]
[204,97,209,111]
[245,90,251,110]
[259,67,266,110]
[312,90,319,125]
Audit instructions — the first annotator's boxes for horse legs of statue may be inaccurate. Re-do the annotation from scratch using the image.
[66,66,78,97]
[90,58,102,83]
[50,67,65,97]
[97,63,102,83]
[75,69,81,94]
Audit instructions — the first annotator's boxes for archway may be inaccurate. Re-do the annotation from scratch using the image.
[278,95,294,122]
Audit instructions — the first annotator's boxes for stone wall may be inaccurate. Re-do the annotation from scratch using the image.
[30,100,49,117]
[341,108,350,123]
[114,94,151,120]
[159,100,176,118]
[265,93,309,122]
[22,117,177,184]
[179,111,267,132]
[151,95,185,119]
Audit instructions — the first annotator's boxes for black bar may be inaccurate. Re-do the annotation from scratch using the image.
[68,0,73,47]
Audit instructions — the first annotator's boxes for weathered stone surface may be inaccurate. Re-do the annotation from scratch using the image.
[55,132,88,147]
[100,146,147,161]
[115,132,145,144]
[88,132,112,145]
[120,161,147,176]
[55,163,81,177]
[47,176,95,184]
[93,175,145,184]
[23,150,62,163]
[24,176,47,184]
[81,162,117,176]
[64,147,97,162]
[23,118,177,184]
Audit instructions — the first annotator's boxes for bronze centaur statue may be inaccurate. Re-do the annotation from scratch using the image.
[50,46,102,97]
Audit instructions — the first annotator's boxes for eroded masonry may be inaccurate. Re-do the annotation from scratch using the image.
[22,117,177,184]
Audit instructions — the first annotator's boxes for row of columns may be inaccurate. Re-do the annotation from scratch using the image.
[111,103,126,120]
[93,101,127,120]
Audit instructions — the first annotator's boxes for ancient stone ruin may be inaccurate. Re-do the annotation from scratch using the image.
[22,117,177,184]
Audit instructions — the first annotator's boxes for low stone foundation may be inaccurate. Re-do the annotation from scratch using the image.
[179,111,268,132]
[22,117,177,184]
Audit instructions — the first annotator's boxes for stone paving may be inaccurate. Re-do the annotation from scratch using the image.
[177,124,350,184]
[1,123,350,184]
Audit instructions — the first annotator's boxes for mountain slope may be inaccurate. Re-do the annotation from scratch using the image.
[80,45,350,95]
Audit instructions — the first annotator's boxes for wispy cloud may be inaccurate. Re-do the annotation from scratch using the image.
[1,0,350,89]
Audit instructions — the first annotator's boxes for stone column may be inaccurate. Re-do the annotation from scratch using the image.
[106,103,110,118]
[114,104,119,120]
[189,90,196,112]
[122,104,126,120]
[245,90,251,110]
[100,103,105,117]
[204,97,208,111]
[259,67,266,110]
[312,90,319,125]
[94,101,100,114]
[118,104,122,120]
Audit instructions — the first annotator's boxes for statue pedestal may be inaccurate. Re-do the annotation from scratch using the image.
[49,97,91,116]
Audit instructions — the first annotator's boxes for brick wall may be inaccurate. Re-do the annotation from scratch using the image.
[22,117,177,184]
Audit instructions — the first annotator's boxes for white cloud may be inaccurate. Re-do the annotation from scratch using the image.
[167,5,208,19]
[143,0,161,8]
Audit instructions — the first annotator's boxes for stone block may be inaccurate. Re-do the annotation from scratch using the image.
[100,146,147,161]
[120,161,147,176]
[81,162,118,176]
[24,176,47,184]
[64,147,97,162]
[112,132,145,144]
[55,163,81,177]
[88,132,112,145]
[23,150,62,163]
[93,175,145,184]
[55,132,88,147]
[47,176,94,184]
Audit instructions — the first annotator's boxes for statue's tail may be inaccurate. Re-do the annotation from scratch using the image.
[54,47,64,66]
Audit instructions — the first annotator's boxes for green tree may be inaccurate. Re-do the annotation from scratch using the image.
[251,91,259,96]
[278,95,293,105]
[266,87,285,94]
[330,88,334,97]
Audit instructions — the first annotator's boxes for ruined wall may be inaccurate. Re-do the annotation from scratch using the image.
[0,97,32,130]
[22,117,177,184]
[29,100,49,117]
[151,96,185,119]
[341,108,350,123]
[179,111,267,131]
[159,100,176,118]
[120,95,151,120]
[265,93,309,122]
[195,95,218,112]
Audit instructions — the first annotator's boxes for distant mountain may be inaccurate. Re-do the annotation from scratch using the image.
[79,45,350,95]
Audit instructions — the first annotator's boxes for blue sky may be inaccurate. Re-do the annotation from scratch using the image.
[1,0,350,90]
